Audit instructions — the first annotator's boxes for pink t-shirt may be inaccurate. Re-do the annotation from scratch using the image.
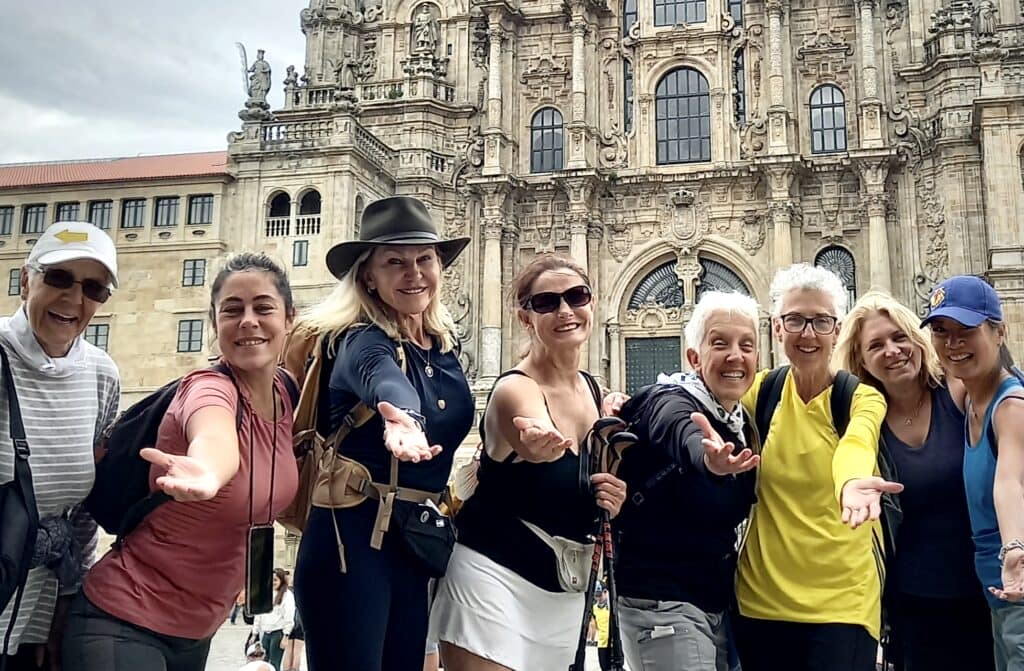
[84,368,298,639]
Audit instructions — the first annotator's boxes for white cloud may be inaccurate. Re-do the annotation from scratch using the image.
[0,0,308,162]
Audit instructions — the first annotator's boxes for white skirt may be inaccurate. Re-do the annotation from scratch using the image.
[429,543,587,670]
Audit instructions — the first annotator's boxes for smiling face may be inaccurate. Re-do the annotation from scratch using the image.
[272,574,282,590]
[929,316,1004,382]
[857,312,922,392]
[774,288,839,370]
[21,259,110,358]
[687,310,758,406]
[213,270,293,373]
[362,245,440,318]
[519,269,592,352]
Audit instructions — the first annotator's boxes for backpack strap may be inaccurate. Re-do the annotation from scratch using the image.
[581,371,603,412]
[830,369,859,437]
[754,366,789,444]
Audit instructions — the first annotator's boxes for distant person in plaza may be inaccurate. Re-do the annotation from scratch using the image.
[62,252,299,671]
[834,290,994,671]
[251,569,294,671]
[731,264,902,671]
[230,590,246,626]
[240,642,274,671]
[430,254,628,670]
[292,196,474,671]
[587,584,611,671]
[613,291,761,671]
[281,607,304,671]
[0,221,120,671]
[920,276,1024,671]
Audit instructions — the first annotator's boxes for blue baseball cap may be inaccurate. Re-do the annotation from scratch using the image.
[920,275,1002,328]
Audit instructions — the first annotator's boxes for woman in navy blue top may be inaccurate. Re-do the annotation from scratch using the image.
[292,197,474,671]
[922,276,1024,671]
[835,290,992,671]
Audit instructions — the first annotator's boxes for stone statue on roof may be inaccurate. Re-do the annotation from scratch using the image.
[413,5,438,53]
[247,49,272,105]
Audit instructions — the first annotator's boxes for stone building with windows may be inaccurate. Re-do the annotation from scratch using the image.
[3,0,1024,402]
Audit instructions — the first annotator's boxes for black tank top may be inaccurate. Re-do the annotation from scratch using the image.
[456,369,602,592]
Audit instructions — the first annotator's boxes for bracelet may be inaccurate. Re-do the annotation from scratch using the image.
[999,539,1024,565]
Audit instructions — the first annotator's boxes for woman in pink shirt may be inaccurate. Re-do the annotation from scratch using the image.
[62,252,299,671]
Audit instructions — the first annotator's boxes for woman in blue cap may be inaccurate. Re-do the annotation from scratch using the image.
[921,275,1024,670]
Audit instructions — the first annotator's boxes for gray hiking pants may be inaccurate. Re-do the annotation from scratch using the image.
[993,604,1024,671]
[618,596,729,671]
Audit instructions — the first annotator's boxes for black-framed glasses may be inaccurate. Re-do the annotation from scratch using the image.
[521,285,593,314]
[780,313,838,335]
[32,265,112,304]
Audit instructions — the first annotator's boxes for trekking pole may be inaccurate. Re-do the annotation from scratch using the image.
[568,521,604,671]
[602,430,635,671]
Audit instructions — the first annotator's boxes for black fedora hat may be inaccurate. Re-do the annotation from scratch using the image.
[325,196,470,280]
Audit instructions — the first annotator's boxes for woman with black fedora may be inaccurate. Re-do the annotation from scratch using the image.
[291,196,475,671]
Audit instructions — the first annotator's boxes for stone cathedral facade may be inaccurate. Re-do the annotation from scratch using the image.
[223,0,1024,394]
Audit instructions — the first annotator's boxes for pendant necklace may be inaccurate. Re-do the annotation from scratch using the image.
[423,344,434,378]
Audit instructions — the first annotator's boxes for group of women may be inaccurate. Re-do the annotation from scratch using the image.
[0,196,1022,671]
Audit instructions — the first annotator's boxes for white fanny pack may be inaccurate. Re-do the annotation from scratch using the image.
[520,518,594,593]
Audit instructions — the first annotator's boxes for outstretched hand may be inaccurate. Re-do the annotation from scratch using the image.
[840,476,904,529]
[691,412,760,476]
[140,447,222,502]
[512,416,574,456]
[378,401,442,463]
[990,550,1024,603]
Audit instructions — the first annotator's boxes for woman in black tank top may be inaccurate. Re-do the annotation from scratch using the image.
[429,255,628,671]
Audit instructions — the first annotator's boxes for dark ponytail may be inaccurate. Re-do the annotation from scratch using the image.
[999,342,1024,384]
[209,252,294,325]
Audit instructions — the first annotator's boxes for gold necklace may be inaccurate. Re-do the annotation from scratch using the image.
[902,391,927,426]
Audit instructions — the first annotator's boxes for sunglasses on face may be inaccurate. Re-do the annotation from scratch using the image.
[33,266,112,304]
[521,285,593,314]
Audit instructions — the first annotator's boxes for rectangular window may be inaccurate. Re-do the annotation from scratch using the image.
[120,199,146,229]
[624,60,634,134]
[177,319,204,353]
[182,259,206,286]
[55,202,80,222]
[84,324,110,352]
[293,240,309,267]
[88,201,113,230]
[0,206,12,235]
[653,0,705,26]
[8,269,20,296]
[187,195,214,225]
[729,0,743,25]
[734,50,746,125]
[154,197,180,227]
[22,204,47,234]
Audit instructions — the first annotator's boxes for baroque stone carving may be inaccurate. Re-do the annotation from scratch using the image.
[740,117,768,158]
[796,31,854,81]
[600,125,628,168]
[413,5,440,54]
[520,56,571,101]
[885,2,906,70]
[741,211,766,253]
[238,45,273,121]
[471,18,490,68]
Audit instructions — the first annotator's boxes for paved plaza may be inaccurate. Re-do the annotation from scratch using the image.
[205,622,602,671]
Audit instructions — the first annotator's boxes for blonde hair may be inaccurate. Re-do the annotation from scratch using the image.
[833,290,942,393]
[294,248,459,352]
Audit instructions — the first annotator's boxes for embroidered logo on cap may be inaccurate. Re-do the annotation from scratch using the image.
[930,287,946,309]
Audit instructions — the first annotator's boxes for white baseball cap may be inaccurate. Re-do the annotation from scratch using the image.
[26,221,118,288]
[246,643,263,657]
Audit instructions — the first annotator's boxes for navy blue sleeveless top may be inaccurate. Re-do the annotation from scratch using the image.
[456,369,602,592]
[882,384,981,599]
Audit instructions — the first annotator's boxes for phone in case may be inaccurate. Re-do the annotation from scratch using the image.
[244,524,275,617]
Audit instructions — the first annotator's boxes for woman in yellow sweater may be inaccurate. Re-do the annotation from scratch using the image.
[732,264,903,671]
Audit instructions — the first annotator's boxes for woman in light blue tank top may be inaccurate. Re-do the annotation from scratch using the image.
[922,275,1024,671]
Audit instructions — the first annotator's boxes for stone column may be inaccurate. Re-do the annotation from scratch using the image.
[569,214,589,270]
[857,0,884,148]
[587,221,604,382]
[607,323,622,392]
[770,202,794,270]
[500,224,519,372]
[566,13,589,169]
[483,19,506,176]
[480,217,504,382]
[865,193,892,291]
[765,0,791,153]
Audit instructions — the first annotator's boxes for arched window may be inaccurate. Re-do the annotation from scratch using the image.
[623,59,635,133]
[530,108,564,173]
[655,68,711,164]
[810,85,847,154]
[815,246,857,307]
[268,192,290,217]
[697,257,750,298]
[299,189,322,215]
[628,261,683,309]
[654,0,705,26]
[354,195,365,238]
[623,0,637,36]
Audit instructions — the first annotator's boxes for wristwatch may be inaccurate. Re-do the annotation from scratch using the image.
[999,539,1024,564]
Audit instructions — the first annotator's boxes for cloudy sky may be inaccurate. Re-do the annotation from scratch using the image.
[0,1,308,163]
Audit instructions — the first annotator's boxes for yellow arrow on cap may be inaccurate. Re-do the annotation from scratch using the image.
[54,229,89,244]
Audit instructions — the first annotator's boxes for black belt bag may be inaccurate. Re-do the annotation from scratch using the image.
[390,499,456,578]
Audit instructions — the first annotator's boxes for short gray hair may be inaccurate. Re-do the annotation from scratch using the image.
[684,291,761,350]
[769,263,848,318]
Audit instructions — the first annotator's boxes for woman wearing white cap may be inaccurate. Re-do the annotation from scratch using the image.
[0,221,120,671]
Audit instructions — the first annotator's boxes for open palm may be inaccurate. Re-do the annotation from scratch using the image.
[140,447,222,502]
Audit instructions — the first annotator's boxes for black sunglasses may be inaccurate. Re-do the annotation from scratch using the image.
[521,285,593,314]
[34,266,112,304]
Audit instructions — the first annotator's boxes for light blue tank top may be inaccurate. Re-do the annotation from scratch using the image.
[964,376,1024,609]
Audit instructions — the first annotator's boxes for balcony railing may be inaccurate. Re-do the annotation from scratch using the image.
[265,216,290,237]
[295,215,321,236]
[262,120,332,145]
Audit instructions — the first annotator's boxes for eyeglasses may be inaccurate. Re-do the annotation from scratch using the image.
[780,313,838,335]
[32,266,112,304]
[521,285,593,314]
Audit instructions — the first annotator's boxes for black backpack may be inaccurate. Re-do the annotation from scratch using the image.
[753,366,901,560]
[86,363,298,547]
